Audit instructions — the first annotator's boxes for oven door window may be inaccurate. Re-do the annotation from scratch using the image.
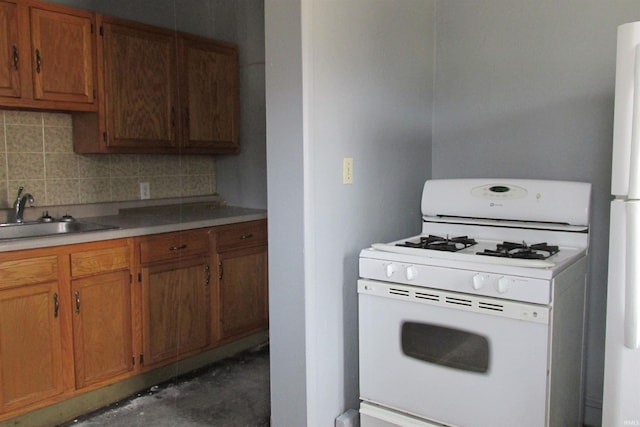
[401,321,490,373]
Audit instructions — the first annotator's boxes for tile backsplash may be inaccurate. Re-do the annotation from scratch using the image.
[0,110,217,209]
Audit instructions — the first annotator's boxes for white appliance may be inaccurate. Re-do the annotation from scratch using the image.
[603,20,640,426]
[358,178,591,427]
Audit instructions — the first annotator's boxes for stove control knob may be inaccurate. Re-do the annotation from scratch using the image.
[405,266,418,281]
[472,274,488,290]
[385,263,397,278]
[496,277,510,293]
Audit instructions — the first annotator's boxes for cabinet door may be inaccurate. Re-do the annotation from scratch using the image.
[0,1,20,99]
[71,271,133,389]
[29,6,95,104]
[102,18,178,152]
[179,35,239,154]
[141,256,210,369]
[219,245,268,340]
[0,282,64,413]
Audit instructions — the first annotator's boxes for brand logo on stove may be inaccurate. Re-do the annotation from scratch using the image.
[489,202,503,207]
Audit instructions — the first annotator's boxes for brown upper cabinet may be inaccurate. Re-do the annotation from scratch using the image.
[179,33,240,154]
[73,15,240,154]
[0,0,97,110]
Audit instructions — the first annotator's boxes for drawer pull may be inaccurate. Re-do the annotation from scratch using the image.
[35,48,42,73]
[205,264,211,286]
[169,244,187,251]
[53,293,59,318]
[12,45,18,70]
[240,233,253,240]
[75,290,81,314]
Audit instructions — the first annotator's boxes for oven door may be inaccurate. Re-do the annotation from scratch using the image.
[358,279,551,427]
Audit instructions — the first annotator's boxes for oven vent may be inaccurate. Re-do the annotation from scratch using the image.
[445,296,472,307]
[388,287,410,297]
[415,291,440,302]
[478,301,504,312]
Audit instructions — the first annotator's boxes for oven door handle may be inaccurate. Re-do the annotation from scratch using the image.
[625,201,640,349]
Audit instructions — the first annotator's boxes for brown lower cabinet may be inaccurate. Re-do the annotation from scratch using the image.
[213,220,269,342]
[140,251,211,368]
[0,273,64,413]
[218,246,268,340]
[0,219,268,423]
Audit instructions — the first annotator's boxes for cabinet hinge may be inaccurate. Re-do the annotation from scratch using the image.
[138,272,142,282]
[91,23,94,34]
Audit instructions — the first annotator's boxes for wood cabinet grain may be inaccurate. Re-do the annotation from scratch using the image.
[73,15,240,154]
[69,240,134,390]
[0,0,97,110]
[0,1,20,99]
[0,250,65,414]
[213,220,268,341]
[179,33,240,154]
[138,229,211,369]
[100,16,178,152]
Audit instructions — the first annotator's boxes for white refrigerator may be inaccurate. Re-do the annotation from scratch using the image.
[603,20,640,426]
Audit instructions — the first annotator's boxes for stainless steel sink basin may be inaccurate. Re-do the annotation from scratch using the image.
[0,220,118,240]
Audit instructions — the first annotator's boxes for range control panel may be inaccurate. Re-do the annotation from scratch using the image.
[359,257,552,305]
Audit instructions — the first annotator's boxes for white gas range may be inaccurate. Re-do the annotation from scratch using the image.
[358,179,591,427]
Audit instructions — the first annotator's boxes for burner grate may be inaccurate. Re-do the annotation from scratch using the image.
[397,235,477,252]
[477,241,559,260]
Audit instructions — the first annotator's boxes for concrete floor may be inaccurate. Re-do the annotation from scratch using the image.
[58,345,270,427]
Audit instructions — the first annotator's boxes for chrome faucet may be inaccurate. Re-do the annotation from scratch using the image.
[13,187,34,223]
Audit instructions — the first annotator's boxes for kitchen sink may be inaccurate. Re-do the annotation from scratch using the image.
[0,220,118,240]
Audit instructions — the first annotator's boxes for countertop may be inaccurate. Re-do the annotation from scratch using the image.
[0,203,267,252]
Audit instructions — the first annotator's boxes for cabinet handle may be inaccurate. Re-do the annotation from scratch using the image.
[53,293,59,318]
[171,106,176,128]
[218,261,223,280]
[75,290,81,314]
[12,45,18,70]
[240,233,253,240]
[35,49,42,73]
[205,264,211,286]
[169,244,187,251]
[185,108,190,129]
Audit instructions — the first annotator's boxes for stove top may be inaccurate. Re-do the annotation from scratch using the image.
[478,241,559,260]
[396,235,477,252]
[398,236,561,259]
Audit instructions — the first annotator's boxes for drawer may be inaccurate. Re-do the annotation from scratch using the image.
[71,244,130,278]
[216,220,267,252]
[139,228,210,265]
[0,255,58,289]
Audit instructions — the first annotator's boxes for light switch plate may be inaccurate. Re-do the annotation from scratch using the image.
[343,157,353,184]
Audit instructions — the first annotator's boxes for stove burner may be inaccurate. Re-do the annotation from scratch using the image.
[397,235,477,252]
[477,241,559,260]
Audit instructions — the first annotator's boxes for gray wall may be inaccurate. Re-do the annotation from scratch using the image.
[432,2,640,424]
[265,0,434,424]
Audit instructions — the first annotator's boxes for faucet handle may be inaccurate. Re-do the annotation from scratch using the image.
[15,186,23,200]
